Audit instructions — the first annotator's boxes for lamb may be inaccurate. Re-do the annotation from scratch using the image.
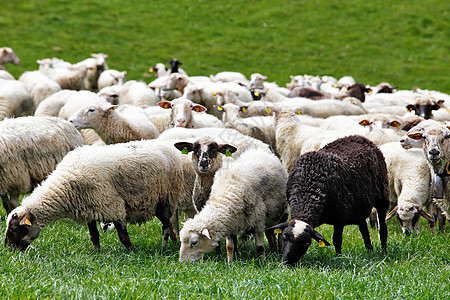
[119,80,158,108]
[0,47,20,68]
[157,98,224,129]
[5,140,183,251]
[404,120,450,220]
[18,71,61,107]
[268,135,389,266]
[0,116,84,214]
[97,70,126,91]
[178,146,289,263]
[0,79,35,120]
[69,102,159,144]
[380,142,435,234]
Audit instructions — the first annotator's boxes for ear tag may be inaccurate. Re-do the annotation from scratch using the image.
[212,92,217,96]
[296,109,302,115]
[274,228,282,234]
[407,107,413,113]
[149,68,154,73]
[265,107,272,114]
[24,218,32,226]
[318,240,325,247]
[241,107,247,113]
[408,133,422,140]
[181,147,189,155]
[216,106,223,113]
[225,148,232,157]
[254,91,260,97]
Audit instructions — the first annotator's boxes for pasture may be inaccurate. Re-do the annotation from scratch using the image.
[1,0,450,299]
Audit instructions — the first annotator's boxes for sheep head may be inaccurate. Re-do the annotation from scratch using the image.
[5,208,42,251]
[179,226,218,263]
[385,204,434,234]
[268,220,330,267]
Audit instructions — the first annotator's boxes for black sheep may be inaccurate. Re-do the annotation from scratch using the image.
[269,135,389,266]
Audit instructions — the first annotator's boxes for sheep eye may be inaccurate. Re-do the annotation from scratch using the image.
[190,240,198,247]
[88,107,96,113]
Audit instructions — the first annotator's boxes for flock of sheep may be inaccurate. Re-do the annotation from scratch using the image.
[1,46,450,266]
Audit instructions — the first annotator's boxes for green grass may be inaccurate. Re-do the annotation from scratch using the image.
[1,0,449,92]
[1,0,450,298]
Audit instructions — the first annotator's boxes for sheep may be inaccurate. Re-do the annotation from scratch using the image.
[74,53,109,91]
[0,47,20,68]
[69,102,159,144]
[157,98,224,129]
[168,58,186,74]
[216,103,272,147]
[268,135,389,266]
[337,75,356,86]
[406,96,450,121]
[0,70,15,80]
[97,70,126,91]
[403,120,450,221]
[149,63,169,77]
[39,64,88,91]
[18,71,61,107]
[5,140,183,251]
[209,71,248,84]
[119,80,158,108]
[380,142,435,234]
[34,90,78,117]
[97,84,122,105]
[0,116,84,214]
[399,119,441,150]
[0,79,35,120]
[178,146,288,263]
[369,82,398,94]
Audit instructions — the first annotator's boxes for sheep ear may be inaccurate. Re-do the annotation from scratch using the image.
[407,132,423,140]
[390,120,401,128]
[192,104,207,113]
[157,101,172,109]
[201,228,211,240]
[267,222,289,234]
[174,142,194,153]
[19,212,34,227]
[406,104,415,112]
[218,144,237,156]
[385,206,398,220]
[359,120,371,127]
[311,230,331,247]
[417,206,434,222]
[2,49,7,54]
[107,105,119,112]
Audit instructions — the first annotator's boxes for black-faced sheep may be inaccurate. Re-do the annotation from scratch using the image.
[268,135,389,267]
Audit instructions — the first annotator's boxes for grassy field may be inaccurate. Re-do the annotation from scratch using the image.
[1,0,450,299]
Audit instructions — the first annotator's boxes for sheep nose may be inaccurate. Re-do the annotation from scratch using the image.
[68,119,73,123]
[429,149,440,156]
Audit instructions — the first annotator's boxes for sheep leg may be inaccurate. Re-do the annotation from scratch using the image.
[377,209,388,253]
[1,193,11,214]
[255,231,265,259]
[113,221,134,250]
[226,236,234,263]
[1,192,20,215]
[332,225,344,256]
[87,221,100,248]
[358,222,373,251]
[277,232,284,254]
[155,202,176,247]
[265,229,277,253]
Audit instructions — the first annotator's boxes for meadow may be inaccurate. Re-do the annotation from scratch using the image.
[1,0,450,299]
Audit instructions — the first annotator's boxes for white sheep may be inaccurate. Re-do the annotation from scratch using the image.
[149,63,169,78]
[97,70,127,91]
[37,57,72,70]
[74,53,109,91]
[0,116,84,214]
[0,79,35,120]
[119,80,158,108]
[0,70,15,80]
[34,90,78,117]
[18,71,61,107]
[5,140,183,251]
[209,71,249,84]
[69,103,159,144]
[178,146,288,263]
[97,84,123,105]
[380,142,435,234]
[39,64,88,91]
[0,47,20,68]
[157,98,224,129]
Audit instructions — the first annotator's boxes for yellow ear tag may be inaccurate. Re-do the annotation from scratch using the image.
[181,147,189,154]
[296,109,302,115]
[254,91,260,97]
[225,148,232,157]
[318,240,325,247]
[274,228,282,234]
[407,107,413,113]
[149,68,154,73]
[25,218,32,226]
[216,106,223,113]
[212,92,217,96]
[241,107,247,113]
[265,107,272,114]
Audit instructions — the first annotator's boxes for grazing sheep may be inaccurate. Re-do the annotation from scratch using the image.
[18,71,61,107]
[5,140,183,251]
[69,103,159,144]
[0,116,84,214]
[158,98,224,129]
[0,79,35,120]
[97,70,126,91]
[380,142,435,234]
[119,80,158,108]
[268,135,389,266]
[0,47,20,67]
[178,146,288,263]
